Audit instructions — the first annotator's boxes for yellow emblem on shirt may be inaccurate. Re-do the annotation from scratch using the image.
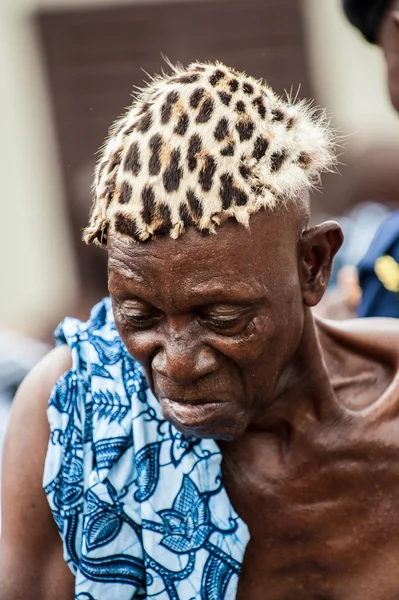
[374,255,399,293]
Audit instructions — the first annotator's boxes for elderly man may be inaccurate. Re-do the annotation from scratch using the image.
[2,61,399,600]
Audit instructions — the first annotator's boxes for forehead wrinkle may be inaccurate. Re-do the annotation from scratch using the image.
[108,241,191,309]
[108,248,164,302]
[108,237,169,276]
[108,254,149,286]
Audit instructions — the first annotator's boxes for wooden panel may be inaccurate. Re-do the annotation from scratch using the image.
[37,0,311,294]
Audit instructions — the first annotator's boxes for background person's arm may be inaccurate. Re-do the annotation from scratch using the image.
[0,345,74,600]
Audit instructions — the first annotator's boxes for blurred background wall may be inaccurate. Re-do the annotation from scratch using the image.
[1,0,399,337]
[304,0,399,141]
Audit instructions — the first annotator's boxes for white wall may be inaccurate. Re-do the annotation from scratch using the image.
[303,0,399,143]
[0,0,78,335]
[1,0,398,333]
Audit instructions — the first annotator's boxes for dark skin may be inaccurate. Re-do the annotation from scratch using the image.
[2,201,399,598]
[0,344,74,599]
[379,0,399,111]
[108,203,339,441]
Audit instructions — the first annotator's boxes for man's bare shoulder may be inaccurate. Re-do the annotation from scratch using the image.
[3,343,72,474]
[2,343,73,535]
[0,344,74,600]
[317,315,399,359]
[316,315,399,410]
[18,343,72,403]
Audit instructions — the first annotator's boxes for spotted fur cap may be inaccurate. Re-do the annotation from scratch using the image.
[84,61,335,246]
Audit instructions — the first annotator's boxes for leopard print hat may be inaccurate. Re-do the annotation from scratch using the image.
[84,61,335,246]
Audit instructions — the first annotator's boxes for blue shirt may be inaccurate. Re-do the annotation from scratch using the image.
[43,298,249,599]
[358,211,399,318]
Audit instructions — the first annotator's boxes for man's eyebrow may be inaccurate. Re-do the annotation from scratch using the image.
[198,299,264,312]
[190,277,263,296]
[188,284,266,306]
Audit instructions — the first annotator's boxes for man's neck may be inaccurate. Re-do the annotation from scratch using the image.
[250,308,339,435]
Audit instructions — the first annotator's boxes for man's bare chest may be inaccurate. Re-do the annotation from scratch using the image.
[220,424,399,599]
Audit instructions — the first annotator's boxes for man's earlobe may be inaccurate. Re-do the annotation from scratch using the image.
[301,221,344,307]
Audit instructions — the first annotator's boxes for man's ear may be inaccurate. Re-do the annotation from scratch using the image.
[300,221,343,307]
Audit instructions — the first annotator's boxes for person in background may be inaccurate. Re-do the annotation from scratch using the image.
[343,0,399,109]
[357,211,399,317]
[344,0,399,317]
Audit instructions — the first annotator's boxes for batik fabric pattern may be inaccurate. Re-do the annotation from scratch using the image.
[43,298,249,600]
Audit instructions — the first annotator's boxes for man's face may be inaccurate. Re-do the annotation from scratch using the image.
[108,209,308,441]
[379,0,399,111]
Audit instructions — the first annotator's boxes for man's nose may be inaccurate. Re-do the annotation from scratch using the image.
[152,325,219,385]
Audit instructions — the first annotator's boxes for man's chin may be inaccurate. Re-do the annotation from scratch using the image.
[160,398,249,440]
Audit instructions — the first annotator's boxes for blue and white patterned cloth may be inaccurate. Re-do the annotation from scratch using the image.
[43,298,249,599]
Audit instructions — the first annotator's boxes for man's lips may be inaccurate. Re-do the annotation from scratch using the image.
[160,397,227,427]
[160,397,222,406]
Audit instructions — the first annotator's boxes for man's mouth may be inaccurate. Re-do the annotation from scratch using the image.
[160,397,227,428]
[161,397,219,406]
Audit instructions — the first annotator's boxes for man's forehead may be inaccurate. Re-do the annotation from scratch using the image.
[109,209,285,257]
[108,218,254,276]
[108,239,267,308]
[108,208,301,298]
